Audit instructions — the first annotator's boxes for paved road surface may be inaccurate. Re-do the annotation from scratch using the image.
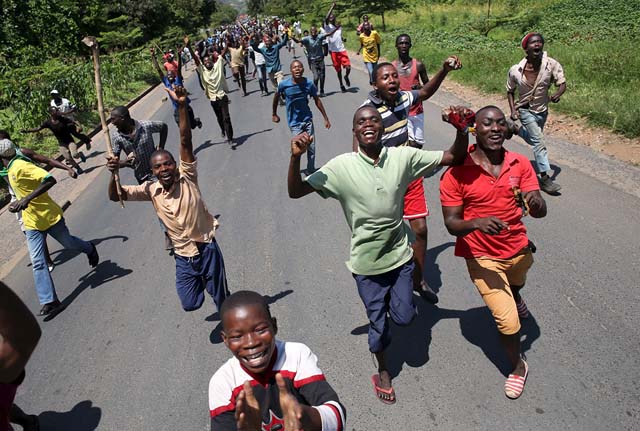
[7,52,639,430]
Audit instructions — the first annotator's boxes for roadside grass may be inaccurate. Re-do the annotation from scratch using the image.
[339,0,639,138]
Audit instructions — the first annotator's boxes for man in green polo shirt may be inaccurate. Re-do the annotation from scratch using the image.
[287,104,473,404]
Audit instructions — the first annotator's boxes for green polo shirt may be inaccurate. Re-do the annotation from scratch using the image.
[305,146,443,275]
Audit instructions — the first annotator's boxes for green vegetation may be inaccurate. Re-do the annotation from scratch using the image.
[276,0,639,138]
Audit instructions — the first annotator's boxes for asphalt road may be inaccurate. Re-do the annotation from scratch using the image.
[7,52,640,430]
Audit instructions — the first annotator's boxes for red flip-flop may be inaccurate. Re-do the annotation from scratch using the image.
[371,374,396,405]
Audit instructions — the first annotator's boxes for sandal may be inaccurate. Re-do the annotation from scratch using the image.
[371,374,396,405]
[504,359,528,399]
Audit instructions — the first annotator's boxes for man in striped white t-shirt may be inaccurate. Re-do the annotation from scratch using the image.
[358,58,460,304]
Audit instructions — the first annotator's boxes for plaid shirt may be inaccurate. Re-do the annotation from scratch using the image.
[111,120,165,183]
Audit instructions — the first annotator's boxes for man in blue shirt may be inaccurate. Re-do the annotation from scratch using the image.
[250,31,289,92]
[151,47,202,129]
[273,60,331,173]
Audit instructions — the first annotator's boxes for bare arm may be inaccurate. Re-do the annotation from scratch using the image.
[523,190,547,218]
[8,176,56,213]
[507,91,518,120]
[0,282,41,383]
[550,82,566,103]
[288,133,316,198]
[172,86,194,163]
[417,60,429,86]
[439,130,469,166]
[20,126,44,133]
[20,147,77,178]
[442,205,509,237]
[313,96,331,129]
[184,36,200,67]
[158,123,168,150]
[324,1,336,25]
[439,106,473,166]
[417,56,461,102]
[272,91,281,123]
[176,49,183,79]
[106,157,129,202]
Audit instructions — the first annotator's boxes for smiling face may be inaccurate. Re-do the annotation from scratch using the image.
[475,107,508,152]
[525,34,544,60]
[221,303,277,374]
[353,106,384,152]
[150,152,177,189]
[373,64,400,103]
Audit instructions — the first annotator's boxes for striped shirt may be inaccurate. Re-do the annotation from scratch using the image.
[361,90,420,147]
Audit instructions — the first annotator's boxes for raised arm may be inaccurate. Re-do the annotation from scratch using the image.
[158,123,168,150]
[439,106,472,166]
[417,56,461,102]
[176,48,184,79]
[0,282,41,383]
[184,36,200,67]
[324,1,336,25]
[288,133,316,198]
[169,86,194,163]
[150,48,165,80]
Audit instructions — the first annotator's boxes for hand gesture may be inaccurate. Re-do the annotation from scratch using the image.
[272,114,280,123]
[324,119,331,129]
[235,381,262,431]
[549,92,562,103]
[276,373,304,431]
[473,217,509,235]
[164,85,188,105]
[291,132,312,157]
[8,198,29,213]
[442,106,475,132]
[67,168,78,179]
[106,155,120,173]
[443,55,462,72]
[510,110,520,121]
[523,191,544,213]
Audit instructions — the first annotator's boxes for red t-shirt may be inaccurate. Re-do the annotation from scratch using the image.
[440,146,539,259]
[393,59,424,117]
[164,60,179,73]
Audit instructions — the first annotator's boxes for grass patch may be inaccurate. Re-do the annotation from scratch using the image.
[341,0,639,137]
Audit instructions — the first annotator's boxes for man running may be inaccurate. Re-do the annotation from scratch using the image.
[357,23,381,85]
[440,105,547,399]
[273,60,331,174]
[359,58,461,303]
[151,47,202,129]
[184,36,234,146]
[250,31,289,94]
[507,32,566,194]
[0,139,99,317]
[323,2,351,92]
[287,105,471,404]
[49,89,78,121]
[293,25,340,97]
[107,86,230,313]
[228,36,248,97]
[21,107,91,175]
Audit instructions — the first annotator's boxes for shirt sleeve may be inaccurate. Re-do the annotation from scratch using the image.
[408,90,421,108]
[374,32,381,44]
[16,162,50,184]
[179,159,198,183]
[551,59,566,86]
[304,157,343,200]
[439,167,464,206]
[406,147,443,179]
[146,121,166,133]
[209,367,237,431]
[121,183,152,201]
[518,157,540,192]
[506,66,518,93]
[308,81,318,98]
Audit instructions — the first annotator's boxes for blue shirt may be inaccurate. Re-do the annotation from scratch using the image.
[301,34,326,60]
[253,34,288,73]
[162,76,190,109]
[277,77,317,128]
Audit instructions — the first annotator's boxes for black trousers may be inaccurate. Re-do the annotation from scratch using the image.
[210,96,233,140]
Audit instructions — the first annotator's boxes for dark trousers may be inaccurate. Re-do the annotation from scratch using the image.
[173,105,197,129]
[210,96,233,140]
[174,241,230,312]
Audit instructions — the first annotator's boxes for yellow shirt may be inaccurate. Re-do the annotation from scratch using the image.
[229,46,245,68]
[6,158,62,231]
[359,31,382,63]
[198,60,228,101]
[122,159,218,257]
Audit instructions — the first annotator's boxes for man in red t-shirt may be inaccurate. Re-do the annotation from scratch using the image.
[440,105,547,400]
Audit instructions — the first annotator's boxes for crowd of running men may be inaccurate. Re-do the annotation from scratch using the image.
[1,1,568,428]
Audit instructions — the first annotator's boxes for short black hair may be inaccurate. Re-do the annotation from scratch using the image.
[111,105,130,119]
[475,105,504,119]
[352,105,381,126]
[0,130,10,140]
[395,33,411,45]
[372,62,394,82]
[220,291,272,324]
[150,149,175,164]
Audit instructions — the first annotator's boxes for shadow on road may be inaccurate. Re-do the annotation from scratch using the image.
[231,128,273,150]
[208,289,294,344]
[44,235,129,269]
[37,400,101,431]
[44,259,133,322]
[424,242,454,294]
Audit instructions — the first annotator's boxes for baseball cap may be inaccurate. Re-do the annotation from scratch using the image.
[0,138,17,159]
[50,89,60,95]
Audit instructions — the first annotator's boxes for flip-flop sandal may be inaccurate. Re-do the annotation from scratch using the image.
[504,359,529,399]
[371,374,396,405]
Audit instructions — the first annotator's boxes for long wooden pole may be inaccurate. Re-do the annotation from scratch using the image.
[82,36,125,208]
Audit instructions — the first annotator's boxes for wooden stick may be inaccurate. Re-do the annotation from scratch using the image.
[237,20,251,38]
[82,36,125,208]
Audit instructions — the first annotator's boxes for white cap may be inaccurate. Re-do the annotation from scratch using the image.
[50,89,59,95]
[0,139,17,158]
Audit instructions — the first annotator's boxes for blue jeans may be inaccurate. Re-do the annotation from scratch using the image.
[365,62,377,84]
[518,109,550,174]
[353,261,416,353]
[290,121,315,172]
[25,218,93,304]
